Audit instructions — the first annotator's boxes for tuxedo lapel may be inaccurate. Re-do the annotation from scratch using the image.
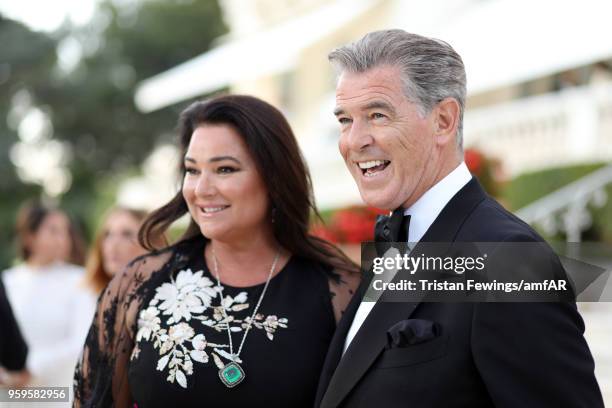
[320,300,419,408]
[319,178,487,408]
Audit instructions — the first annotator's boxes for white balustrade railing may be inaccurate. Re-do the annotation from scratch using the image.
[515,164,612,242]
[464,82,612,177]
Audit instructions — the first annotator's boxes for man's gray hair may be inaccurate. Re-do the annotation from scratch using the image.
[328,29,467,148]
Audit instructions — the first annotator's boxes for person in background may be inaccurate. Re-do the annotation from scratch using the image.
[0,278,29,386]
[83,207,149,295]
[1,201,96,387]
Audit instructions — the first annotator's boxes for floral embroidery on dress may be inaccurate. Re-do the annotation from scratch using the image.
[132,268,288,388]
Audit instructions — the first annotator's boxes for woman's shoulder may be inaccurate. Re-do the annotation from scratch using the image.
[96,246,181,335]
[290,255,361,286]
[2,264,38,287]
[289,256,339,283]
[109,238,200,291]
[1,265,23,282]
[328,266,361,324]
[292,256,361,323]
[99,247,172,299]
[327,265,361,298]
[122,247,177,281]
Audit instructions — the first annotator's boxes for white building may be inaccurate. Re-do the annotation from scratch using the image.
[131,0,612,210]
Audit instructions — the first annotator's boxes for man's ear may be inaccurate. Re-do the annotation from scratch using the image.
[433,98,460,147]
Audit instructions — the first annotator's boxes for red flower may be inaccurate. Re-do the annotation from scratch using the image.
[311,206,386,244]
[310,224,339,243]
[464,148,483,175]
[331,206,378,243]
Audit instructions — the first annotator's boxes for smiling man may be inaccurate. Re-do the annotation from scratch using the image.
[315,30,603,408]
[333,63,461,211]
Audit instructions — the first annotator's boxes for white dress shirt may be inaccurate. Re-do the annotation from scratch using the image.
[343,162,472,353]
[2,262,97,387]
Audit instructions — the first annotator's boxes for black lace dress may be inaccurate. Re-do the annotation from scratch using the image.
[74,237,358,408]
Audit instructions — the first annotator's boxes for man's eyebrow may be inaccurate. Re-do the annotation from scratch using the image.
[363,100,396,113]
[183,155,242,164]
[333,101,396,117]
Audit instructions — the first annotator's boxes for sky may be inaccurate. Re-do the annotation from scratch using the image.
[0,0,99,31]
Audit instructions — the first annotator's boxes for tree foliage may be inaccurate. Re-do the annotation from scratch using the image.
[0,1,227,268]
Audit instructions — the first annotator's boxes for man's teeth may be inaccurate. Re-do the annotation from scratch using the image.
[358,160,388,170]
[357,160,390,177]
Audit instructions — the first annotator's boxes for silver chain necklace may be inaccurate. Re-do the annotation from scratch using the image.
[212,246,280,388]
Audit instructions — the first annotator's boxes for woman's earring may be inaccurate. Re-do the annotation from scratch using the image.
[271,207,277,224]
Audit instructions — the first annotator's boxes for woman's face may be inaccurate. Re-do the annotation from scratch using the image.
[101,210,147,277]
[182,124,271,243]
[28,211,71,265]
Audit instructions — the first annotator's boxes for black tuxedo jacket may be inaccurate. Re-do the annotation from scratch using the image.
[315,178,603,408]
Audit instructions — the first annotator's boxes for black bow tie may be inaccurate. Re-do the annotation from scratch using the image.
[375,209,411,242]
[374,209,411,256]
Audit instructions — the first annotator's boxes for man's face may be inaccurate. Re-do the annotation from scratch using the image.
[335,65,438,210]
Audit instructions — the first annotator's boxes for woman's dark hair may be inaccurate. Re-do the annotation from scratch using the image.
[15,200,86,265]
[139,94,357,275]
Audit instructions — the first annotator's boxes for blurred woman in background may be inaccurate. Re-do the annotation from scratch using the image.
[1,201,95,387]
[83,207,149,295]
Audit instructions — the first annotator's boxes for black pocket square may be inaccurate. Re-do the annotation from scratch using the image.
[386,319,441,348]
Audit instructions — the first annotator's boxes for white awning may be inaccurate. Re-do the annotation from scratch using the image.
[416,0,612,95]
[134,0,378,112]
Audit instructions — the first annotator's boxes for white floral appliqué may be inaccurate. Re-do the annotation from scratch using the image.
[133,268,288,388]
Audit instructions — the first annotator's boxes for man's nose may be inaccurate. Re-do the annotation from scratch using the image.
[344,119,374,151]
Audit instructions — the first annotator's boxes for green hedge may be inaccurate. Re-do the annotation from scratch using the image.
[502,162,612,242]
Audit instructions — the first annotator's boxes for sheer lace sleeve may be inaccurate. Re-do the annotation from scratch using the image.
[74,248,182,408]
[328,268,361,324]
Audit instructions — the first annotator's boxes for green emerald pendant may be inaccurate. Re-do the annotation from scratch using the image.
[219,362,245,388]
